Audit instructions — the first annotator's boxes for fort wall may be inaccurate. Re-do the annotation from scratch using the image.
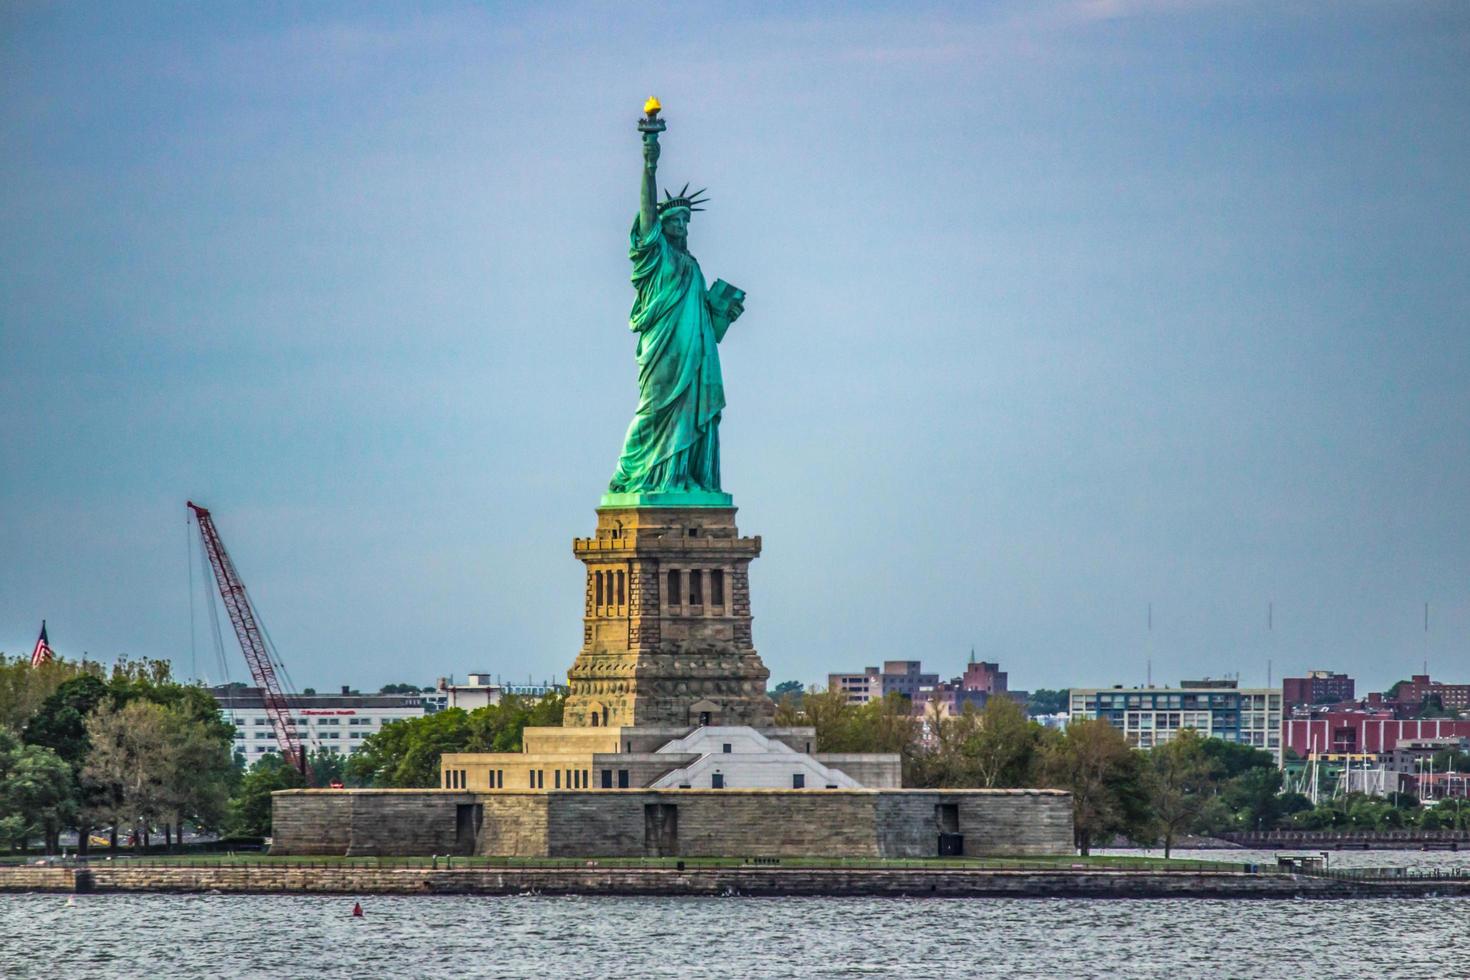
[270,788,1074,858]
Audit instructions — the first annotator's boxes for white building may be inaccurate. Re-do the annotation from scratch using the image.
[1069,681,1284,764]
[433,672,503,711]
[647,727,863,790]
[423,673,567,713]
[212,685,424,761]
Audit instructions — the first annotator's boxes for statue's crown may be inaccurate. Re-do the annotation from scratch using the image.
[658,183,708,215]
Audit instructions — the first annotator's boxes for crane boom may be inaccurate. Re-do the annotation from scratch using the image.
[187,501,306,776]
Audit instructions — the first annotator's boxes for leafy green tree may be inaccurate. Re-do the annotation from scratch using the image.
[1042,718,1152,854]
[346,693,566,788]
[1415,695,1458,719]
[911,696,1042,788]
[1218,766,1289,832]
[346,710,469,787]
[773,693,804,726]
[1421,799,1470,831]
[1430,749,1470,772]
[1199,739,1275,780]
[0,729,76,852]
[227,753,306,837]
[770,679,804,698]
[82,700,174,848]
[0,654,101,732]
[162,707,236,840]
[1147,729,1215,857]
[1025,689,1069,717]
[24,675,110,852]
[793,690,915,755]
[308,747,349,786]
[466,693,566,753]
[908,701,983,787]
[379,683,425,694]
[966,696,1040,788]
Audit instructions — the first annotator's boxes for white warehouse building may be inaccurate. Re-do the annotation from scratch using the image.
[211,685,424,761]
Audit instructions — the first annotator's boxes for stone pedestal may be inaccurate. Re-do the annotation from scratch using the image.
[565,506,774,729]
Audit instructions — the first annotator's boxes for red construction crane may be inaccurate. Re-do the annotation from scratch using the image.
[187,501,307,778]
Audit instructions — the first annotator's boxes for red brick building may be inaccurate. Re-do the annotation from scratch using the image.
[1389,674,1470,713]
[1282,670,1355,707]
[1283,713,1470,756]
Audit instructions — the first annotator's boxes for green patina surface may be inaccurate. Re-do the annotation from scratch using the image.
[607,103,744,500]
[600,489,733,509]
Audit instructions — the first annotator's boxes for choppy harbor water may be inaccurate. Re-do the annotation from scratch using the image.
[4,885,1467,979]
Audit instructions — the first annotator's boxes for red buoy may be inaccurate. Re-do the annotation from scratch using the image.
[352,901,363,917]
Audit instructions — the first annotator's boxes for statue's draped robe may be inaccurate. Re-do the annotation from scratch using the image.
[608,215,725,493]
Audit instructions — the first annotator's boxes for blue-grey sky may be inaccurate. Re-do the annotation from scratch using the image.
[3,2,1467,695]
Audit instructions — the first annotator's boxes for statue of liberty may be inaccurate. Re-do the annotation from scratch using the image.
[606,98,745,504]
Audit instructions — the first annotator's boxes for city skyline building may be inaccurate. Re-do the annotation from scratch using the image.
[212,685,425,762]
[1283,670,1356,708]
[1069,682,1284,763]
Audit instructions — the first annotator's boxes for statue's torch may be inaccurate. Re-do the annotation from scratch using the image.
[638,96,666,138]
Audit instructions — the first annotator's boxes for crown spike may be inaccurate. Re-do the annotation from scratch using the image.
[656,182,712,215]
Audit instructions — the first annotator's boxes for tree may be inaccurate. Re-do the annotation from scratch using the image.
[773,693,804,726]
[1199,739,1274,780]
[770,679,804,698]
[226,753,306,837]
[0,729,76,853]
[82,700,175,847]
[791,690,916,755]
[1042,719,1152,854]
[345,693,566,788]
[161,707,236,840]
[0,654,100,732]
[909,702,983,788]
[967,696,1039,788]
[1431,749,1470,773]
[24,675,110,852]
[352,709,473,787]
[308,747,348,786]
[1147,729,1215,858]
[1218,766,1288,832]
[379,683,424,695]
[1026,689,1069,717]
[1415,695,1457,719]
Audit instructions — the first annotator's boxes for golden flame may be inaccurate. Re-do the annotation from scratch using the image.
[643,96,662,115]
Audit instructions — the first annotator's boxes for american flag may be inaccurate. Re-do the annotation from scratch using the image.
[30,620,53,668]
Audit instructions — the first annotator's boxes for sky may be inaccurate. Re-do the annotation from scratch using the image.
[2,1,1468,696]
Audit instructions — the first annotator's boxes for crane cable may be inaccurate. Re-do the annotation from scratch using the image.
[199,528,231,685]
[187,510,197,684]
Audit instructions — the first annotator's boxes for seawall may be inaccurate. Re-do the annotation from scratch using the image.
[3,865,1469,899]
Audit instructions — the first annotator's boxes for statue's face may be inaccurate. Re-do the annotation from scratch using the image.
[662,212,688,247]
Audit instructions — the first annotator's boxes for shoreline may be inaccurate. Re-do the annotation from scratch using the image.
[3,865,1468,899]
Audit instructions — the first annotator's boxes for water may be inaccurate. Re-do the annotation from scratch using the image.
[3,887,1465,979]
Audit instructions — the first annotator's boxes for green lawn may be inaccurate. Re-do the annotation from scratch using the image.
[0,852,1262,873]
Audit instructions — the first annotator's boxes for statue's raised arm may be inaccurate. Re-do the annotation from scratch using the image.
[638,97,663,236]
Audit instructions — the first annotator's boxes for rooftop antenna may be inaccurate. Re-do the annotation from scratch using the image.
[1424,601,1430,676]
[1267,600,1273,689]
[1146,602,1153,688]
